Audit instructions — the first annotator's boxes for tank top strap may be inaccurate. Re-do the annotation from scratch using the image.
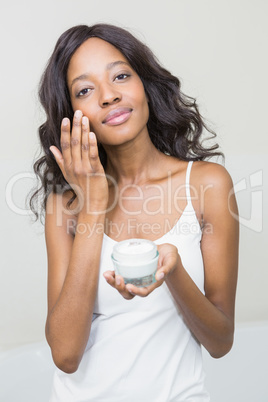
[185,161,193,205]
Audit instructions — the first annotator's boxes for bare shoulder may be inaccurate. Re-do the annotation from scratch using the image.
[190,161,237,225]
[191,160,234,191]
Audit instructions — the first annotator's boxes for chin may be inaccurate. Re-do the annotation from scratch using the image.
[99,130,141,146]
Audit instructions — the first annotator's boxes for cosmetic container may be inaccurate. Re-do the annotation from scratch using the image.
[111,238,159,287]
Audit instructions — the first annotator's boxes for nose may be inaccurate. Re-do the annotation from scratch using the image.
[99,83,121,107]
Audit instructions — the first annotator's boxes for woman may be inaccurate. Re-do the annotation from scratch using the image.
[30,24,239,401]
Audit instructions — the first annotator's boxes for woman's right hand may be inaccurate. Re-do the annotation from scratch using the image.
[49,110,109,213]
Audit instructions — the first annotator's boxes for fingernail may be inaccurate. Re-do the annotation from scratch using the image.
[128,287,135,295]
[82,116,88,125]
[75,110,82,118]
[157,272,164,281]
[62,118,68,126]
[116,277,121,286]
[89,132,95,140]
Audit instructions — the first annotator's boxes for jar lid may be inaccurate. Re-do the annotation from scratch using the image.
[112,238,157,264]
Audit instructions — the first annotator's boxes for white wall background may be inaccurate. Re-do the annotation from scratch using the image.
[1,0,267,351]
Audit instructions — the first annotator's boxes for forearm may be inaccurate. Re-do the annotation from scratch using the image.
[46,211,105,372]
[165,261,234,358]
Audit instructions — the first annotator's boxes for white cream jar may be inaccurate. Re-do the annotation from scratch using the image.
[111,239,159,287]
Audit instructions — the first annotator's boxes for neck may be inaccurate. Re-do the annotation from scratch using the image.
[104,132,164,186]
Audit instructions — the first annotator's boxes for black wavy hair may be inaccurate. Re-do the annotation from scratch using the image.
[29,23,223,221]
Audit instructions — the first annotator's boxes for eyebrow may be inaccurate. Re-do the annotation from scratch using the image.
[70,61,130,89]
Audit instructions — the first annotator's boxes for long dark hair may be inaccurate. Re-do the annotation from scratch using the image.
[29,23,223,221]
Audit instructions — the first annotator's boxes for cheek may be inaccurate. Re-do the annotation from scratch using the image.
[72,104,99,132]
[83,113,104,140]
[85,115,99,135]
[70,97,97,121]
[140,94,150,121]
[135,85,149,114]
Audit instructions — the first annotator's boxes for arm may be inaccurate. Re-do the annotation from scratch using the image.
[164,162,239,358]
[45,111,108,373]
[45,195,106,373]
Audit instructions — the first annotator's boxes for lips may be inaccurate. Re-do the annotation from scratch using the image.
[102,107,132,126]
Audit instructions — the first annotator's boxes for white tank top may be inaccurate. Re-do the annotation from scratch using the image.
[50,161,210,402]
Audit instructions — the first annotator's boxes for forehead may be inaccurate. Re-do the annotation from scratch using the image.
[67,37,128,78]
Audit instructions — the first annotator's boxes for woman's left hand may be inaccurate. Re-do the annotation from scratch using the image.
[103,243,180,299]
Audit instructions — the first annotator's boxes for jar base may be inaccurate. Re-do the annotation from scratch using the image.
[124,273,156,287]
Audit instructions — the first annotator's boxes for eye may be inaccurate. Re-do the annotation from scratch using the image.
[76,88,92,97]
[115,73,130,81]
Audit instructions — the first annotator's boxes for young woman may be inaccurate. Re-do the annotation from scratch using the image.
[30,24,239,401]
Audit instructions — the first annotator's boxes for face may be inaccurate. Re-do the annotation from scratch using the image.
[67,37,150,145]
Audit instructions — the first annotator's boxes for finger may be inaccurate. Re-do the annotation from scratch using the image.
[71,110,83,163]
[126,279,163,298]
[103,270,115,277]
[88,132,101,172]
[155,270,165,281]
[103,270,115,283]
[49,146,66,177]
[81,116,90,164]
[154,256,170,281]
[154,260,175,281]
[103,272,134,300]
[60,117,71,166]
[114,276,135,300]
